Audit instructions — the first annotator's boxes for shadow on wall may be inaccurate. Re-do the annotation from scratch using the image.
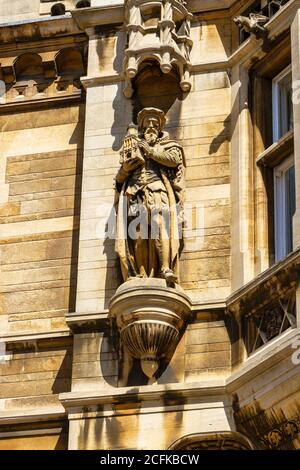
[131,62,185,123]
[51,340,73,395]
[96,28,126,152]
[97,31,132,309]
[75,391,236,449]
[215,18,233,58]
[99,324,119,387]
[68,104,86,313]
[208,70,235,155]
[77,387,140,449]
[54,421,69,450]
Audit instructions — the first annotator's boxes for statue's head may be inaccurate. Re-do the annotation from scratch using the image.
[137,108,166,145]
[233,15,243,25]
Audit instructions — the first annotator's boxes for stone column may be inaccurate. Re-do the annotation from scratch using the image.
[230,63,255,291]
[291,10,300,251]
[291,9,300,327]
[253,75,272,274]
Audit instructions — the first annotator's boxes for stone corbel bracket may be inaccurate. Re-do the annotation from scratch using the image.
[109,278,192,382]
[123,0,193,98]
[233,13,269,40]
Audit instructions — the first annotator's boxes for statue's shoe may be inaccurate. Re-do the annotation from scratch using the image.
[162,269,177,283]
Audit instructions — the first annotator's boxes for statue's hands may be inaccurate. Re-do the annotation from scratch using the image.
[138,140,153,157]
[122,156,143,173]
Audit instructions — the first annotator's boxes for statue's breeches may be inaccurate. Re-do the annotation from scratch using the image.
[126,188,171,278]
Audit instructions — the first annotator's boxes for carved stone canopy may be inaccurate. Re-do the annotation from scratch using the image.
[123,0,193,98]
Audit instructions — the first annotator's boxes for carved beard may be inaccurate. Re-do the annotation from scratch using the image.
[144,129,159,146]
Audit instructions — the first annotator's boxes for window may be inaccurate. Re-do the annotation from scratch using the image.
[272,65,293,142]
[274,155,295,261]
[252,41,294,269]
[247,288,296,354]
[261,0,290,18]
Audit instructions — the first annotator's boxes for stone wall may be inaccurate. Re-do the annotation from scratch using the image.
[70,312,231,389]
[0,103,84,448]
[173,70,231,304]
[0,340,72,404]
[0,105,84,335]
[0,1,40,21]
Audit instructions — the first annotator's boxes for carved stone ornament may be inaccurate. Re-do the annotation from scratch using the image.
[109,278,192,381]
[233,13,269,39]
[256,417,300,449]
[123,0,193,97]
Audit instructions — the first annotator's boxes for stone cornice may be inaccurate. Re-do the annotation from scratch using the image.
[226,328,300,403]
[58,329,300,417]
[265,0,300,40]
[226,247,300,314]
[0,1,239,47]
[76,1,300,88]
[229,35,264,68]
[71,5,124,31]
[0,34,86,56]
[256,130,294,167]
[59,379,227,410]
[0,330,72,351]
[65,311,109,333]
[0,406,66,426]
[0,15,83,45]
[65,299,226,333]
[70,1,253,33]
[0,94,85,114]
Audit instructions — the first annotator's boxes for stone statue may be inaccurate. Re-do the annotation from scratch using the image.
[114,108,185,284]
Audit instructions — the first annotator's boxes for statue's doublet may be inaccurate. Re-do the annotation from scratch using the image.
[125,157,166,197]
